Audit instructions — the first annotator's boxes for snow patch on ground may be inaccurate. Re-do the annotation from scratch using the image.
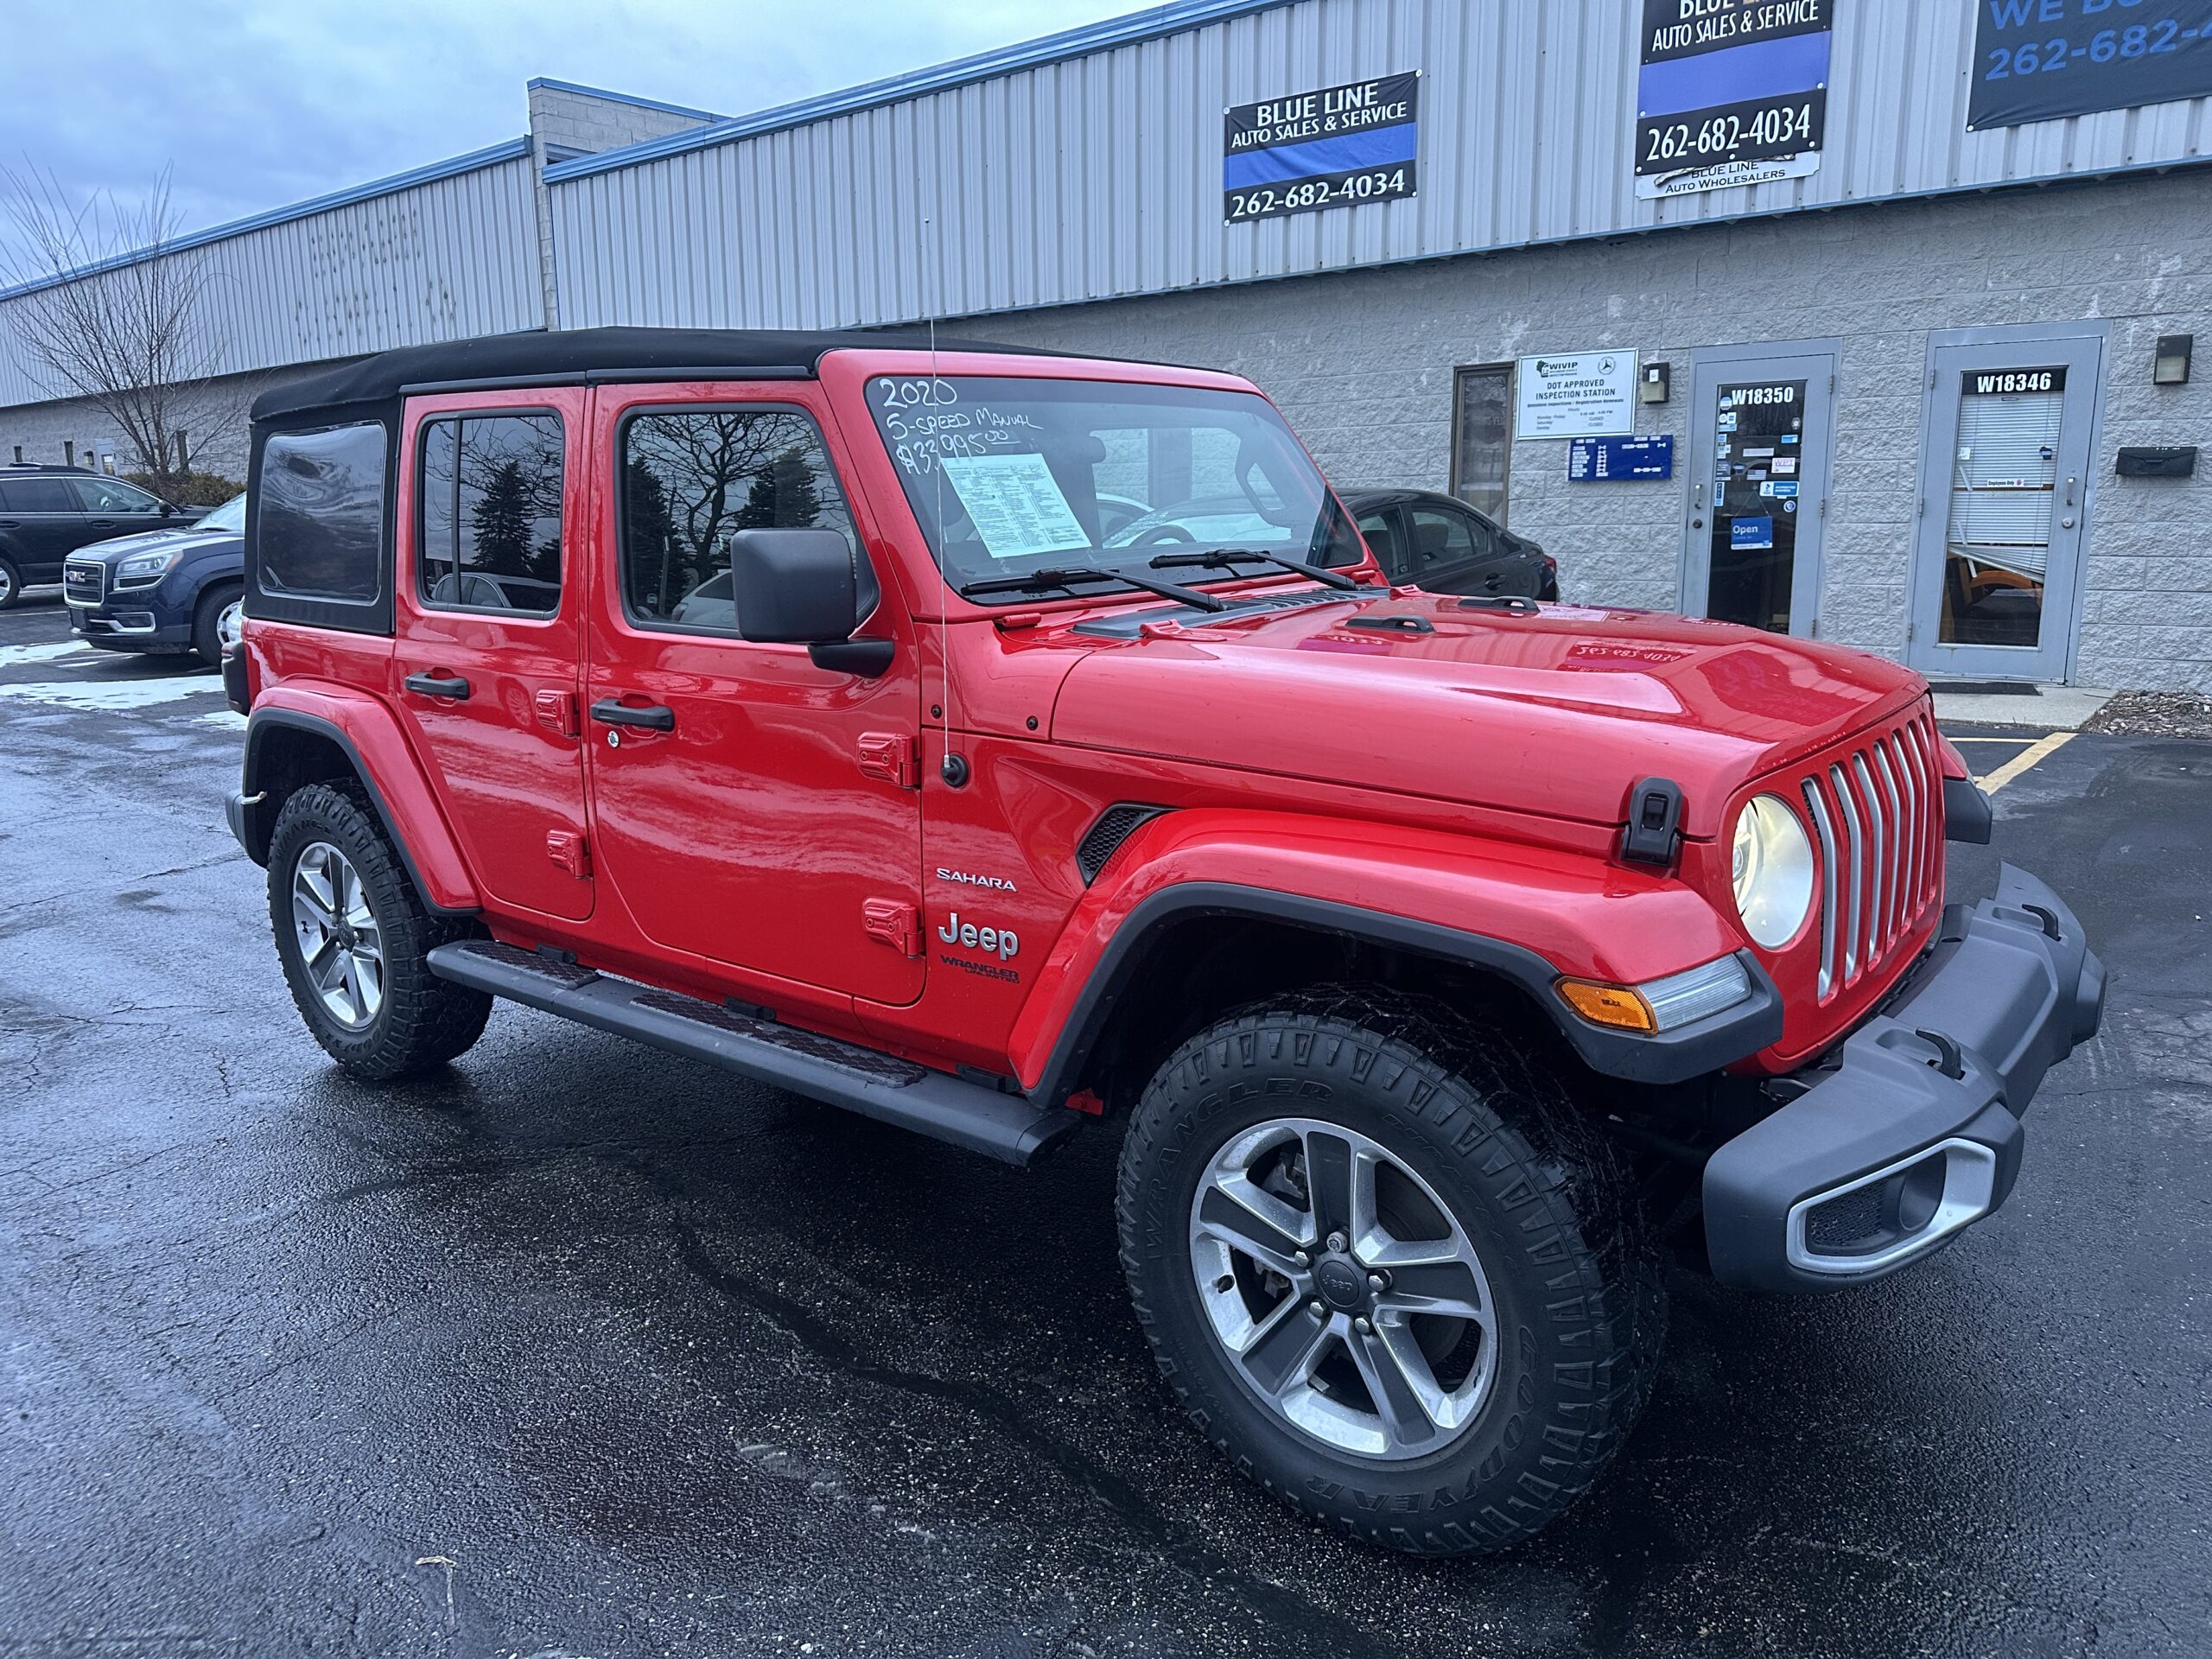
[0,676,224,712]
[0,641,99,669]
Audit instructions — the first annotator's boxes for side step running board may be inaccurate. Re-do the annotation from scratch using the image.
[427,939,1083,1166]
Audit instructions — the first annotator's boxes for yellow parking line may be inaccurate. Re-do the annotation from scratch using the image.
[1978,731,2075,794]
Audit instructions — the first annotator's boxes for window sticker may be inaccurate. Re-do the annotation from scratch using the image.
[938,454,1090,562]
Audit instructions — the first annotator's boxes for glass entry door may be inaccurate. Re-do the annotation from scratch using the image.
[1681,345,1836,637]
[1907,333,2102,683]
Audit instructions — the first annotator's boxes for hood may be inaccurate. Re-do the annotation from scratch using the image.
[1047,591,1927,838]
[79,524,238,562]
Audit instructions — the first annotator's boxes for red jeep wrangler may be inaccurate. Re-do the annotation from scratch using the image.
[225,327,2103,1554]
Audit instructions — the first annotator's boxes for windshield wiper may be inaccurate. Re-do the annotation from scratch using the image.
[957,564,1229,612]
[1149,548,1366,591]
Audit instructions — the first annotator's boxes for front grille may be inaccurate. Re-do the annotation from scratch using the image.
[1796,708,1945,1001]
[63,560,104,604]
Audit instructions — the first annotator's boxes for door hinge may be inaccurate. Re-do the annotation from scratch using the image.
[857,731,922,789]
[861,897,924,957]
[545,829,589,879]
[534,688,579,738]
[1907,620,1918,643]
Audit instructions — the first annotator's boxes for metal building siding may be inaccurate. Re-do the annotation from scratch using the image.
[0,154,542,409]
[546,0,2209,334]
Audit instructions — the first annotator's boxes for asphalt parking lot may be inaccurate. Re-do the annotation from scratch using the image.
[3,589,2209,1659]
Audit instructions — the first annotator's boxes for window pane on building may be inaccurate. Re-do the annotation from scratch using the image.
[1452,365,1511,524]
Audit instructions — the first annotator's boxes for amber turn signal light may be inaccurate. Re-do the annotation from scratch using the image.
[1555,978,1657,1033]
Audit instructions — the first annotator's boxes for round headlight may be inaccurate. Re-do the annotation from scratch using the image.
[1731,794,1815,950]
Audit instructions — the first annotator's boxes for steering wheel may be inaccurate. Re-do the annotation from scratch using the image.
[1130,524,1195,548]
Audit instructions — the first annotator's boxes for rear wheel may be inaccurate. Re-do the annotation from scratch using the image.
[266,782,491,1080]
[0,556,21,609]
[192,581,241,664]
[1116,988,1663,1555]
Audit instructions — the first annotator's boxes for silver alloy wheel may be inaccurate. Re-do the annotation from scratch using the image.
[290,841,385,1029]
[216,597,244,654]
[0,564,14,604]
[1189,1117,1498,1461]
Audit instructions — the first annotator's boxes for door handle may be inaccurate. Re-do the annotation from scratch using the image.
[590,697,675,731]
[404,671,472,701]
[2063,474,2078,507]
[87,518,117,529]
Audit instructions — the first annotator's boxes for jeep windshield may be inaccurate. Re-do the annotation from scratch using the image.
[865,374,1362,603]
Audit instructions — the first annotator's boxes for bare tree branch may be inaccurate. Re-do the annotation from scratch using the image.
[0,165,247,496]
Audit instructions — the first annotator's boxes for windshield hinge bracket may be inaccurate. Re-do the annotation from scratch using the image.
[858,731,922,790]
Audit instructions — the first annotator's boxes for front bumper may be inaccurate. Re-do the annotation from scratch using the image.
[67,597,190,652]
[1703,863,2103,1292]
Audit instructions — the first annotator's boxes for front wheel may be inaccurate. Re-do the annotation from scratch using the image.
[0,556,21,609]
[193,581,241,664]
[266,782,491,1080]
[1116,990,1663,1555]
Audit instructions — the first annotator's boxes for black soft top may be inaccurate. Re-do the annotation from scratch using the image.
[250,325,1068,426]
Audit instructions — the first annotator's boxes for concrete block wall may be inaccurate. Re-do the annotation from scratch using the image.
[0,364,287,485]
[968,168,2212,691]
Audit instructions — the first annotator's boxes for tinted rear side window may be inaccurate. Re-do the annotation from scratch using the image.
[257,423,386,605]
[416,413,563,616]
[0,477,79,513]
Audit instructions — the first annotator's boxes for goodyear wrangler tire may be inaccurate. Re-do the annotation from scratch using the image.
[266,782,491,1081]
[1116,987,1663,1555]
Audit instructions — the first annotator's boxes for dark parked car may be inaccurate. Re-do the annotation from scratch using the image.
[1338,487,1556,600]
[63,490,244,661]
[0,463,205,607]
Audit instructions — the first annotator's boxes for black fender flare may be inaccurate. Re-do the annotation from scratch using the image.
[1027,882,1781,1104]
[230,707,476,917]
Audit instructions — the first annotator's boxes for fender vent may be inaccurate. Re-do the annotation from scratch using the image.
[1076,804,1171,885]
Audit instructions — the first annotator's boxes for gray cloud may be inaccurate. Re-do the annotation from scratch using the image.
[3,0,1151,237]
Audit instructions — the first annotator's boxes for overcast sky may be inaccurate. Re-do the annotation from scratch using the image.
[3,0,1153,242]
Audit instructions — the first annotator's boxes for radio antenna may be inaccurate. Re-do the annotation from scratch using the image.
[925,225,964,787]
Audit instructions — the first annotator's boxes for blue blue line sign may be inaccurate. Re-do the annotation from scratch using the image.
[1225,73,1418,222]
[1636,1,1831,199]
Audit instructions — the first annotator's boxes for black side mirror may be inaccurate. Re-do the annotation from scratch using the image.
[728,527,892,676]
[160,501,177,518]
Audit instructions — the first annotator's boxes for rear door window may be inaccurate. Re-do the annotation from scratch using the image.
[1408,505,1484,585]
[257,423,387,605]
[416,412,564,616]
[0,477,80,513]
